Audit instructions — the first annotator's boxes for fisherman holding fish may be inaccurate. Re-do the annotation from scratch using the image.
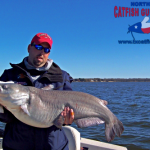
[0,33,74,150]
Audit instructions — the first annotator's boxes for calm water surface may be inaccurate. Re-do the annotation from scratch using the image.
[71,82,150,150]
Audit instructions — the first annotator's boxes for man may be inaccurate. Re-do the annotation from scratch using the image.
[0,33,74,150]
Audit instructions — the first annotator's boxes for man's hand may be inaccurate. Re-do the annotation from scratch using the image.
[61,107,74,125]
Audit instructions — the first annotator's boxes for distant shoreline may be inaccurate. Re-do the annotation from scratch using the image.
[73,78,150,82]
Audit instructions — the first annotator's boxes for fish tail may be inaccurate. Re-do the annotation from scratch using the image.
[105,118,124,142]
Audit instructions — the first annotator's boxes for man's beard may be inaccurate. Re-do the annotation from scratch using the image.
[33,58,44,67]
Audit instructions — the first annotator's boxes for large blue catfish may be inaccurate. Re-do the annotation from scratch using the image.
[0,83,124,142]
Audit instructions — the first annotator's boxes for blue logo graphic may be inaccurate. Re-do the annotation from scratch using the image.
[128,16,150,40]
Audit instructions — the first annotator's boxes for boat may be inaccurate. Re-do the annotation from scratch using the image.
[0,126,128,150]
[63,126,127,150]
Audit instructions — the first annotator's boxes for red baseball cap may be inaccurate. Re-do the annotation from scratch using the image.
[31,33,53,49]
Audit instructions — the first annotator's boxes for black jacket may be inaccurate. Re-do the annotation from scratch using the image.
[0,60,73,150]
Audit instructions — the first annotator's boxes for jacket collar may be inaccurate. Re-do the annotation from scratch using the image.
[10,59,63,83]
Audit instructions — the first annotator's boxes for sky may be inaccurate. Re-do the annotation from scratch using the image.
[0,0,150,78]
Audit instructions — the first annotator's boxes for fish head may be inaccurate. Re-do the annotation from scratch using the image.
[128,22,143,33]
[0,83,29,108]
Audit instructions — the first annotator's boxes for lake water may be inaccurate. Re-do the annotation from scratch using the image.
[0,82,149,150]
[71,82,150,150]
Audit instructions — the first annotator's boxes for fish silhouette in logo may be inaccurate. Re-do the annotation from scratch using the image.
[127,16,150,40]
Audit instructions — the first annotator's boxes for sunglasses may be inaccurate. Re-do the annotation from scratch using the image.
[31,43,50,53]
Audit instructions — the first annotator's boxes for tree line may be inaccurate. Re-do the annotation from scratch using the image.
[73,78,150,82]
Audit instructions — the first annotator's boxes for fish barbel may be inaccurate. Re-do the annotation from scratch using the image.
[0,83,124,142]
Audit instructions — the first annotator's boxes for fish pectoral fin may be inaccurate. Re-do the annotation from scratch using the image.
[74,117,105,128]
[53,115,65,129]
[21,104,30,116]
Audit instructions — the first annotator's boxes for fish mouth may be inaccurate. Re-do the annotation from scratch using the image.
[0,86,3,93]
[0,86,7,97]
[0,93,7,98]
[0,86,9,98]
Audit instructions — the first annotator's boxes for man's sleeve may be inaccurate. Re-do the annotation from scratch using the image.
[63,71,73,91]
[0,70,16,123]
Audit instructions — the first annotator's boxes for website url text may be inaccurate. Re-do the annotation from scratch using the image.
[118,39,150,44]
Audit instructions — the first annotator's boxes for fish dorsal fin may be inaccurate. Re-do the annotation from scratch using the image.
[74,117,105,128]
[53,115,65,129]
[141,16,150,28]
[142,16,149,23]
